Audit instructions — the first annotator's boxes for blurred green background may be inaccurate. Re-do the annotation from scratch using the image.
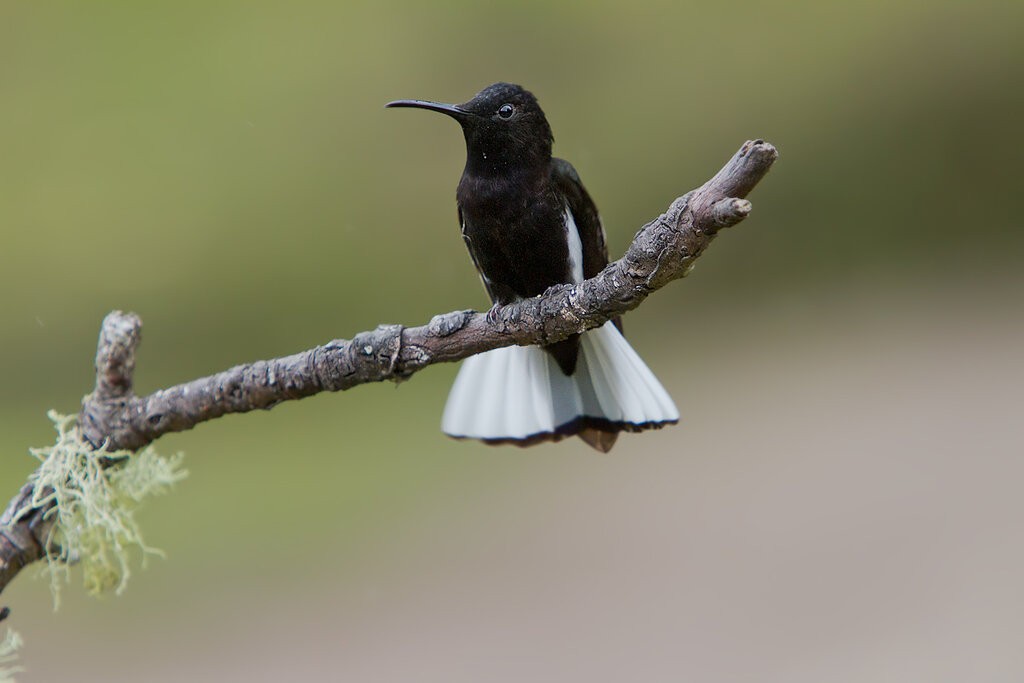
[2,1,1022,681]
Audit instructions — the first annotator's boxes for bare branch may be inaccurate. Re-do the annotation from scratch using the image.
[0,140,778,613]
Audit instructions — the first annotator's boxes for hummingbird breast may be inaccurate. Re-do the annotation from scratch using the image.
[457,170,574,305]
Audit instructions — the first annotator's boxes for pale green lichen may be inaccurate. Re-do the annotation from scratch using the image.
[0,628,23,683]
[25,411,187,608]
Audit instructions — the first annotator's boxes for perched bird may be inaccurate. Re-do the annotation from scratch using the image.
[387,82,678,451]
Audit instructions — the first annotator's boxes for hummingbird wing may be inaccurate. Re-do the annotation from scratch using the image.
[457,204,521,305]
[551,158,622,334]
[458,204,498,302]
[551,158,609,279]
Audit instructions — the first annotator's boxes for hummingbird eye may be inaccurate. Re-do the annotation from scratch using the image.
[497,103,515,119]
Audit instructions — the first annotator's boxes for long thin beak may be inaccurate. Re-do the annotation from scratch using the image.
[385,99,471,122]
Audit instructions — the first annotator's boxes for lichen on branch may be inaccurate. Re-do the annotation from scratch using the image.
[25,412,187,607]
[0,628,21,683]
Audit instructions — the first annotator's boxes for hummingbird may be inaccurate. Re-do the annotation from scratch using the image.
[387,82,677,451]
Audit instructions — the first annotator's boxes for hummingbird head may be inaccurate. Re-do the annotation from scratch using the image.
[387,82,553,176]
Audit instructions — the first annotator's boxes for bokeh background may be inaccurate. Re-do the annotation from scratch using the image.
[2,1,1022,681]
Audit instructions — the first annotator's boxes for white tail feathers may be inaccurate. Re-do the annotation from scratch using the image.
[441,321,678,445]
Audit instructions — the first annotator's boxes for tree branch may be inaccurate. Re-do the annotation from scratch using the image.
[0,139,777,614]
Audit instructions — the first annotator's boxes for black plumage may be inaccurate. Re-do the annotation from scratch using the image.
[388,83,609,375]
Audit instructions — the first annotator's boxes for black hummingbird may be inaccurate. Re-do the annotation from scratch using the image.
[388,82,677,451]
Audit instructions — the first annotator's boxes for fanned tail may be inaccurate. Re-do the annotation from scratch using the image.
[441,321,678,450]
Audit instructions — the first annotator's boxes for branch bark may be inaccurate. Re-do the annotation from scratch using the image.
[0,139,777,615]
